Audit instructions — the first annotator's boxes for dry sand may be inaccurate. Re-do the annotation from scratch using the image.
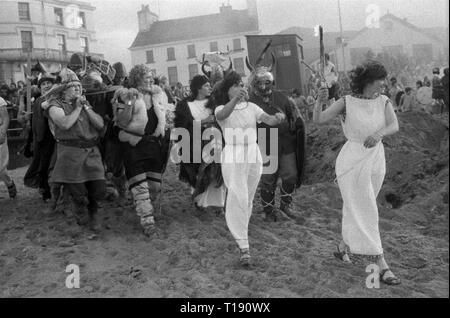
[0,111,448,298]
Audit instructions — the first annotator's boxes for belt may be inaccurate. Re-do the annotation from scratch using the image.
[58,139,99,148]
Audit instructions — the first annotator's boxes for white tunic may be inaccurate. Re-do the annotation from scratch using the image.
[336,94,389,256]
[215,102,265,249]
[0,98,10,181]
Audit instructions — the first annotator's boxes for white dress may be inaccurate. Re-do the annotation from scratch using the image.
[188,99,226,208]
[0,98,10,184]
[336,94,389,256]
[215,102,265,250]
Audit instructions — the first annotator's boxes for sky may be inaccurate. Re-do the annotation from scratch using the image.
[90,0,449,69]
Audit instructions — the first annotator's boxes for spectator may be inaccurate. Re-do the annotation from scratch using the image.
[173,82,185,102]
[159,76,176,105]
[291,89,309,120]
[0,84,11,102]
[432,67,445,114]
[416,80,423,90]
[441,68,449,113]
[399,87,414,112]
[389,77,404,110]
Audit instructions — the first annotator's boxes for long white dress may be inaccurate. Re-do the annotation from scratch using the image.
[0,98,11,185]
[336,94,389,256]
[215,102,265,250]
[188,100,226,208]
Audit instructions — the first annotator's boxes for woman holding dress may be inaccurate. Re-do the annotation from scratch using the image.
[313,60,401,285]
[174,75,226,213]
[214,71,285,266]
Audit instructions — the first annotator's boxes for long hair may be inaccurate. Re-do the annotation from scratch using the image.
[348,59,387,94]
[128,64,152,89]
[214,71,242,106]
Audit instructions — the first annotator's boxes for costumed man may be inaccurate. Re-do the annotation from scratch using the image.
[174,74,225,214]
[101,61,129,201]
[246,52,306,222]
[45,69,106,231]
[23,70,56,201]
[115,64,167,236]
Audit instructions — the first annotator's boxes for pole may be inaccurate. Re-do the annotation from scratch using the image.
[337,0,347,74]
[26,52,32,114]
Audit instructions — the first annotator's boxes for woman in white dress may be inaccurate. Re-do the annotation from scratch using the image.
[214,71,285,266]
[313,60,401,285]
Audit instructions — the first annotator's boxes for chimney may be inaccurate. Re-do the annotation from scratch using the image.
[138,4,159,32]
[246,0,259,29]
[220,2,233,15]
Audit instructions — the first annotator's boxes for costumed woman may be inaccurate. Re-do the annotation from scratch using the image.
[214,71,285,266]
[174,74,225,214]
[0,96,17,198]
[313,59,401,285]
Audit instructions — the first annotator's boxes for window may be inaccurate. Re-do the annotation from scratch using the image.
[167,47,175,61]
[273,44,291,57]
[187,44,196,59]
[78,11,86,29]
[210,41,218,52]
[168,66,178,86]
[282,44,291,57]
[54,8,64,26]
[188,64,198,80]
[18,2,30,21]
[80,36,89,53]
[57,34,67,54]
[233,38,242,51]
[233,57,245,76]
[382,45,403,57]
[146,50,154,63]
[21,31,33,52]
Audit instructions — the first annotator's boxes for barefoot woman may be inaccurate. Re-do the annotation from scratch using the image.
[313,60,401,285]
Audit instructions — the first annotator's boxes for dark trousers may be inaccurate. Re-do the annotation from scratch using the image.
[65,180,106,214]
[260,152,297,206]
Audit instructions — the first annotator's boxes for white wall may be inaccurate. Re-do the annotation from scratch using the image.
[0,0,99,54]
[130,32,259,86]
[335,16,445,71]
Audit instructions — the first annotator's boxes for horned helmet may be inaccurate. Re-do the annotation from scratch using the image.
[245,40,276,99]
[200,54,234,87]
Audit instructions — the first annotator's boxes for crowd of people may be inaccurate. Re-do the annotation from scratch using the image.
[289,57,449,120]
[1,49,447,284]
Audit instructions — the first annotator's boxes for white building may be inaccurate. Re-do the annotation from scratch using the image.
[333,13,448,72]
[0,0,102,84]
[129,0,260,86]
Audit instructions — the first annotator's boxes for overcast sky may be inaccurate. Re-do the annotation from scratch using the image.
[91,0,449,69]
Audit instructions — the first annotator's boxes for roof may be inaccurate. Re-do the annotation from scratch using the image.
[130,9,258,49]
[277,27,358,63]
[349,13,444,43]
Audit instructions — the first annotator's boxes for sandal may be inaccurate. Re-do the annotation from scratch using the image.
[380,269,401,286]
[239,248,251,267]
[333,244,352,263]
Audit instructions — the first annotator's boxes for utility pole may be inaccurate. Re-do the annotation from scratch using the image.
[337,0,346,74]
